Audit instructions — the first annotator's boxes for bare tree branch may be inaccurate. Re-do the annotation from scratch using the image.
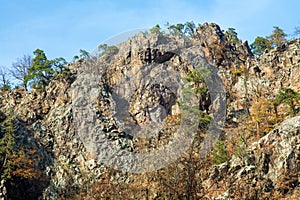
[11,54,32,90]
[0,66,11,90]
[294,26,300,37]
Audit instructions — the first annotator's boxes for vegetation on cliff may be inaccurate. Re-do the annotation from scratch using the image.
[0,21,299,199]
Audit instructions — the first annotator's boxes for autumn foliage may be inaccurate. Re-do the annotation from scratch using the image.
[0,115,46,199]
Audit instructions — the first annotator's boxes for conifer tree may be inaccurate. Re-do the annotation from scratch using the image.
[25,49,54,89]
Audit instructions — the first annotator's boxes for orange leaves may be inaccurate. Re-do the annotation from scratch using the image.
[250,97,280,135]
[0,115,43,183]
[11,148,42,180]
[165,114,181,125]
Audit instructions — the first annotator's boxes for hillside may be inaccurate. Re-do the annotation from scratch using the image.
[0,23,299,200]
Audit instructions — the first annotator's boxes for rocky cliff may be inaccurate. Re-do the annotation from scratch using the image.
[0,23,299,199]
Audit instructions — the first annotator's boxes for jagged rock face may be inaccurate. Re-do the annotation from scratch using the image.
[255,39,300,91]
[195,22,253,68]
[226,39,300,118]
[194,23,256,115]
[0,32,201,198]
[206,116,300,199]
[72,31,222,175]
[0,23,299,199]
[99,33,204,130]
[194,23,300,118]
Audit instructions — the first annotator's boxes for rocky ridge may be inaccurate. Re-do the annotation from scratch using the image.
[0,23,299,199]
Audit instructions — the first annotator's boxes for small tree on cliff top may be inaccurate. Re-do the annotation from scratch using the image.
[11,55,32,90]
[250,36,271,56]
[251,26,287,56]
[267,26,287,48]
[225,27,239,45]
[0,67,11,90]
[25,49,54,89]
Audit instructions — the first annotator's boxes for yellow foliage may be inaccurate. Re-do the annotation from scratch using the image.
[165,114,181,125]
[249,97,281,135]
[11,148,42,180]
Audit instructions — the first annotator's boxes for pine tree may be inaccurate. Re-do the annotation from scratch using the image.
[25,49,54,89]
[250,36,271,56]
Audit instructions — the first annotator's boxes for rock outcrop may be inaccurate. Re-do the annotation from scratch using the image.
[205,116,300,199]
[0,22,299,199]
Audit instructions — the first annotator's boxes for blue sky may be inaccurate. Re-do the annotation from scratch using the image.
[0,0,299,68]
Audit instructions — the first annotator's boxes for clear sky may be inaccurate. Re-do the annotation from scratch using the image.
[0,0,299,68]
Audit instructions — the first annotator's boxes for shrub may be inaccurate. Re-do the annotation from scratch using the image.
[211,140,228,165]
[274,87,300,116]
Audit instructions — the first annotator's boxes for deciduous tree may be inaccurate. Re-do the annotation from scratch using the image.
[250,97,279,135]
[267,26,287,47]
[294,26,300,37]
[0,115,44,199]
[0,66,11,90]
[11,55,32,90]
